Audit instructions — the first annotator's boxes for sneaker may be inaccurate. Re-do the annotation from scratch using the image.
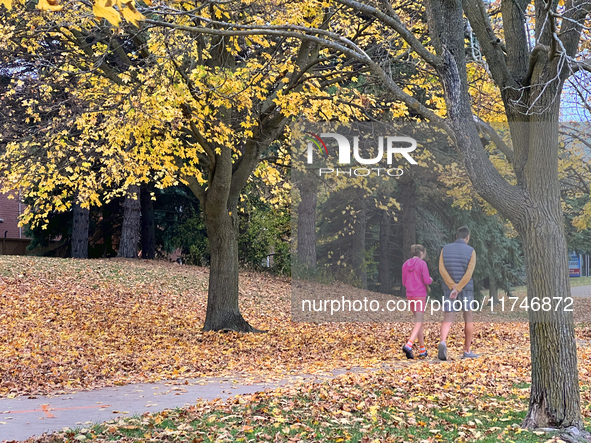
[418,350,428,358]
[462,351,479,359]
[437,341,447,361]
[402,344,414,359]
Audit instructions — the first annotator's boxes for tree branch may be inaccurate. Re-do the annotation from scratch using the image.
[473,116,515,164]
[335,0,442,68]
[462,0,517,88]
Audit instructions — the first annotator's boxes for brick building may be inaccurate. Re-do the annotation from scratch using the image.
[0,192,24,239]
[0,192,29,255]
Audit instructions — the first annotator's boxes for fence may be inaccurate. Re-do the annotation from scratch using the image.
[0,238,31,256]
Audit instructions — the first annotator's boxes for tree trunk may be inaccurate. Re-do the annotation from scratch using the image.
[141,183,156,260]
[400,177,416,297]
[520,210,581,428]
[351,190,367,289]
[71,201,89,259]
[488,274,499,305]
[117,184,141,258]
[400,178,417,263]
[202,198,260,332]
[377,209,391,294]
[295,171,317,270]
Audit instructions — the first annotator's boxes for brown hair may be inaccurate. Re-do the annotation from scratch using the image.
[456,226,471,239]
[410,244,426,258]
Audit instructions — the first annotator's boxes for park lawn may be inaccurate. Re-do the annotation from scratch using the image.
[1,256,591,442]
[30,355,591,443]
[1,255,591,399]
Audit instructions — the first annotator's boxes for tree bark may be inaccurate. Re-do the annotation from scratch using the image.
[117,184,141,259]
[295,171,318,270]
[400,178,417,263]
[202,197,260,332]
[71,201,89,259]
[350,189,367,290]
[141,183,156,260]
[377,209,391,294]
[520,211,581,428]
[488,273,499,305]
[400,177,416,297]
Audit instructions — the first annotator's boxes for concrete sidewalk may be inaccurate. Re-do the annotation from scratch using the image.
[0,369,364,442]
[572,284,591,297]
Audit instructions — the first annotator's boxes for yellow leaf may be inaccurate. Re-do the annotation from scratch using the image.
[121,2,144,26]
[37,0,63,11]
[93,2,121,26]
[0,0,12,10]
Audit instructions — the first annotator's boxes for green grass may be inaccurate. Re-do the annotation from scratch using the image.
[571,276,591,287]
[41,381,591,443]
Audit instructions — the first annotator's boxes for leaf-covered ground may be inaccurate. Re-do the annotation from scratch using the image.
[27,354,591,442]
[1,255,591,401]
[2,256,591,442]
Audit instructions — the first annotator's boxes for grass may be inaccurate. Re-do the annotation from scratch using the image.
[571,276,591,287]
[33,371,591,443]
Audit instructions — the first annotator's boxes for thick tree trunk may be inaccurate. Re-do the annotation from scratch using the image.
[202,199,259,332]
[71,201,89,259]
[295,172,317,270]
[377,209,391,294]
[520,214,581,428]
[425,0,582,430]
[117,185,141,258]
[141,183,156,260]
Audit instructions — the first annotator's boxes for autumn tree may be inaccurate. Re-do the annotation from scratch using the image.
[0,0,367,332]
[334,0,588,430]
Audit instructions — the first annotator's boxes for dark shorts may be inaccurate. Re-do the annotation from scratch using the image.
[443,290,475,312]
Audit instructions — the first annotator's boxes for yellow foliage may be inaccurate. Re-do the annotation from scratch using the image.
[92,0,121,26]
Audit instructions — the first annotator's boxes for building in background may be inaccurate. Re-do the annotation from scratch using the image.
[0,192,30,255]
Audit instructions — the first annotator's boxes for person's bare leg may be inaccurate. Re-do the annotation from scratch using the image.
[408,311,424,343]
[417,324,425,349]
[438,312,455,360]
[463,311,474,353]
[440,312,455,343]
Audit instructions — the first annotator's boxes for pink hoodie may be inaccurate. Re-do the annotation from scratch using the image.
[402,256,433,297]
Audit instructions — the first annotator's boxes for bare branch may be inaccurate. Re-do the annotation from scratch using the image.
[335,0,442,68]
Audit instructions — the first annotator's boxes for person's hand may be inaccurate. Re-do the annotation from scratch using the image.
[449,288,458,299]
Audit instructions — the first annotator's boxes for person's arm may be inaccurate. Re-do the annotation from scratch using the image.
[455,250,477,292]
[402,266,407,289]
[439,250,456,290]
[421,260,433,286]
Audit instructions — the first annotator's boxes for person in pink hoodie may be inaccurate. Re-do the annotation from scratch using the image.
[401,244,433,359]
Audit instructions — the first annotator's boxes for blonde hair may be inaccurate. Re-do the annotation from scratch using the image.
[410,244,426,258]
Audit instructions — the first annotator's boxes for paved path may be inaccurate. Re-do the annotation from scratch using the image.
[2,284,590,442]
[0,369,370,442]
[571,284,591,297]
